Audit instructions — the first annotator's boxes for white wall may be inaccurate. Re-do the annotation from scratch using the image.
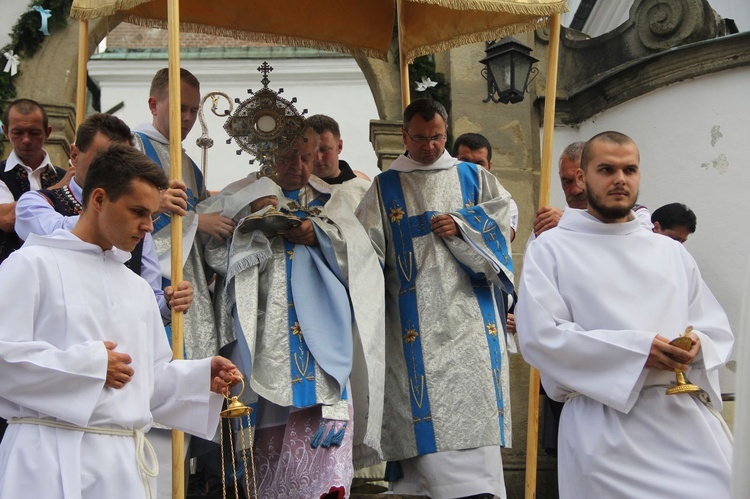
[544,65,750,391]
[88,57,381,191]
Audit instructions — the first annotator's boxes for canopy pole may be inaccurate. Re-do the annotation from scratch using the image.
[167,0,186,497]
[525,12,562,499]
[397,0,410,109]
[75,19,88,129]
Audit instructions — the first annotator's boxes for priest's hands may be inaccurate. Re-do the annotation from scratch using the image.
[534,206,563,237]
[159,179,189,216]
[104,341,134,389]
[210,356,243,396]
[199,212,236,242]
[645,333,701,372]
[165,280,194,313]
[284,219,317,246]
[431,214,460,238]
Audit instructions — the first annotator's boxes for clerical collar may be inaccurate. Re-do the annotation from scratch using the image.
[389,150,457,172]
[133,123,185,150]
[324,160,357,185]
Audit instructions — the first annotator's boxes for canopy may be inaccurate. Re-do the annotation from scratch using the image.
[70,0,566,63]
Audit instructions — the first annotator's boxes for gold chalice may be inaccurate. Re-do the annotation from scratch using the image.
[666,326,700,395]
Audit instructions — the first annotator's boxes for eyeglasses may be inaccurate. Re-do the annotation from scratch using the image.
[403,129,447,144]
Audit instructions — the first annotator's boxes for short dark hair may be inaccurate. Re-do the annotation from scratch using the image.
[306,114,341,139]
[82,144,168,208]
[452,133,492,162]
[149,67,200,101]
[403,98,448,129]
[651,203,697,233]
[581,131,637,171]
[76,113,133,152]
[3,98,48,130]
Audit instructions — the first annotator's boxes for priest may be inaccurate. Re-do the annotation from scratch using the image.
[355,98,514,498]
[199,123,385,498]
[516,131,733,499]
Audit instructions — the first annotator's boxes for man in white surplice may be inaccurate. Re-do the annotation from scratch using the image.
[356,98,514,499]
[516,131,734,499]
[0,144,241,499]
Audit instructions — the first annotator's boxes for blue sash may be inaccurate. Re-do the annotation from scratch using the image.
[377,170,437,455]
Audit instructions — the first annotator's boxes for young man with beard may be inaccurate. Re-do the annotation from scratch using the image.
[516,131,733,499]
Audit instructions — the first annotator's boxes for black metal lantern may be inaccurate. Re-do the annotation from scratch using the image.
[480,37,539,104]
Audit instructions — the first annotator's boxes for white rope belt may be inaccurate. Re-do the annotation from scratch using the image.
[563,384,733,443]
[8,417,159,499]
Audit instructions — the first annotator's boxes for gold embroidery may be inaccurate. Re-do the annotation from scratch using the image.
[398,252,414,282]
[291,322,303,337]
[410,375,425,409]
[390,206,405,223]
[287,249,294,260]
[293,351,311,378]
[403,328,419,343]
[487,323,498,336]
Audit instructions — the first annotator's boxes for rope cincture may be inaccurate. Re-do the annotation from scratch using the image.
[8,417,159,499]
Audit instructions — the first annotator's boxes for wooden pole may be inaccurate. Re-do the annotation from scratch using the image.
[167,0,186,497]
[397,0,410,109]
[525,13,562,499]
[75,19,88,129]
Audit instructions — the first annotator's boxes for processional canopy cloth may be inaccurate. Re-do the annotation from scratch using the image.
[69,0,567,63]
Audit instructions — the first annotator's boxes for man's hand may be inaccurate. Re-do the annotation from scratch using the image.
[506,313,516,334]
[48,167,76,191]
[104,341,134,389]
[165,280,194,313]
[210,356,243,396]
[159,179,188,216]
[0,202,16,233]
[645,334,700,372]
[249,196,278,213]
[284,219,317,246]
[533,206,563,237]
[430,214,460,238]
[198,212,235,242]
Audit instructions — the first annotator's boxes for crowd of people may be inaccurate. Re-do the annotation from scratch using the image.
[0,66,734,499]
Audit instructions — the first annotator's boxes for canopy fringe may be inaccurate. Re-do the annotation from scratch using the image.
[410,0,568,16]
[120,16,389,61]
[69,0,149,19]
[404,17,550,62]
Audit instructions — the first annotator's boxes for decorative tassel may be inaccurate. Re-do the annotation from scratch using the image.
[310,423,325,449]
[321,423,337,448]
[331,422,347,447]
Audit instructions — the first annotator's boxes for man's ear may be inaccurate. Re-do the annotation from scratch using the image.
[575,168,585,191]
[337,139,343,155]
[44,126,52,141]
[147,96,159,116]
[652,221,661,234]
[1,125,6,137]
[70,144,80,168]
[90,188,107,212]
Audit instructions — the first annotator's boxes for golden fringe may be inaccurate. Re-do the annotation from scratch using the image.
[120,16,389,61]
[411,0,568,16]
[69,0,149,20]
[404,17,550,62]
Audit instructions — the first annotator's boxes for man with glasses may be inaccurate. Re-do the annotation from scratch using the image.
[356,98,515,498]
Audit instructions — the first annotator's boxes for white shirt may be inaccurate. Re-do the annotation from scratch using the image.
[0,149,58,203]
